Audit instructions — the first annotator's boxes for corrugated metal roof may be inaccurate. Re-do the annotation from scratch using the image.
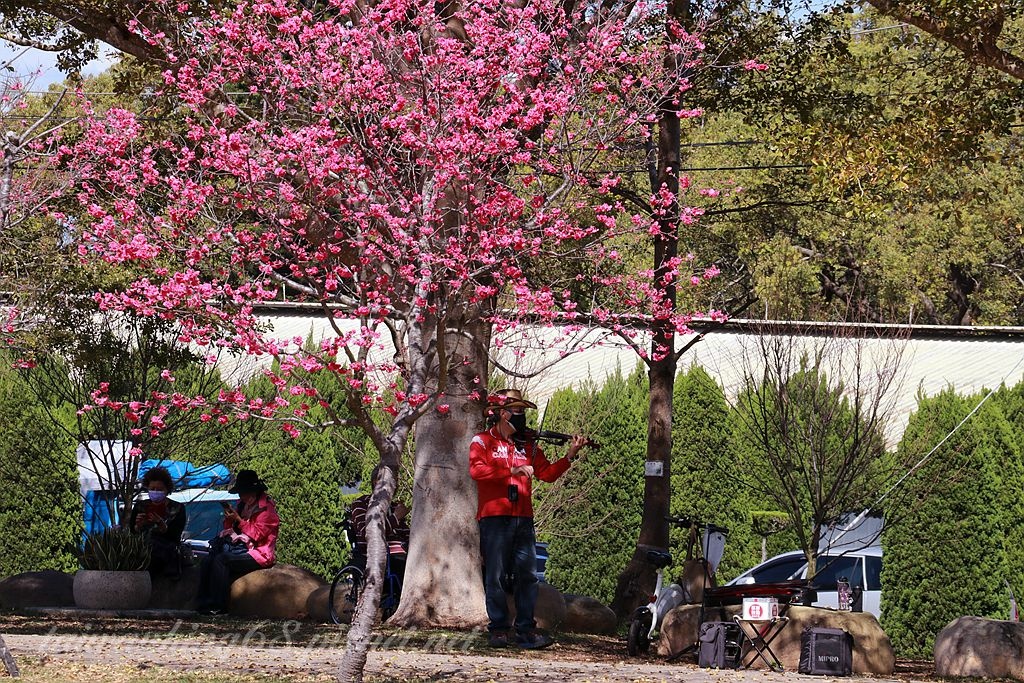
[218,311,1024,445]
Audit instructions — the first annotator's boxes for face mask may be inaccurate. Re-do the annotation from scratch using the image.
[509,413,528,434]
[149,490,167,503]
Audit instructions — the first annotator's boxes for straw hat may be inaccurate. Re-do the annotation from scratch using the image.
[482,388,537,416]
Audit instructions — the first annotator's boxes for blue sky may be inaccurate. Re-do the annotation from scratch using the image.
[1,42,113,90]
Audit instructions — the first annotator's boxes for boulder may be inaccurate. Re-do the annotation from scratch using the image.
[657,603,704,658]
[306,584,354,624]
[506,581,567,630]
[149,565,201,610]
[658,604,894,674]
[229,564,326,620]
[935,616,1024,679]
[561,594,617,635]
[0,570,75,609]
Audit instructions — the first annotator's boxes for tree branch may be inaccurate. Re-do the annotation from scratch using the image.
[865,0,1024,81]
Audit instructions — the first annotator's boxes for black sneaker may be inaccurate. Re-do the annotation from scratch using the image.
[517,630,554,650]
[487,631,511,648]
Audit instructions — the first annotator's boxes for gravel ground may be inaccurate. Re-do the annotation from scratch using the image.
[4,631,909,682]
[0,615,937,683]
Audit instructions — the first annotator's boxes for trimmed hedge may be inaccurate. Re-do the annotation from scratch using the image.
[540,365,647,603]
[671,364,762,581]
[239,364,368,580]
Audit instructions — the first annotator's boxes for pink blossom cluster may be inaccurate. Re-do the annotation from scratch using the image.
[56,0,722,443]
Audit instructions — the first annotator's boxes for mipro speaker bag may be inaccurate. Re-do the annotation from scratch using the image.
[799,627,853,676]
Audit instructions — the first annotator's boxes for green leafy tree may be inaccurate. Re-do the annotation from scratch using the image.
[882,387,1024,657]
[686,8,1024,325]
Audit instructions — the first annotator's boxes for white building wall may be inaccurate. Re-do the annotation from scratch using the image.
[216,310,1024,446]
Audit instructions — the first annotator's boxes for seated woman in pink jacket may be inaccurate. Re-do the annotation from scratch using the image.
[196,469,280,616]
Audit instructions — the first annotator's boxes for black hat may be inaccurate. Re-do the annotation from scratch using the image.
[229,469,268,494]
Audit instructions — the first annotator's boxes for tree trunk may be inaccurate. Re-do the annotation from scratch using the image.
[0,633,19,678]
[388,315,490,628]
[337,446,402,682]
[609,4,683,621]
[610,337,677,620]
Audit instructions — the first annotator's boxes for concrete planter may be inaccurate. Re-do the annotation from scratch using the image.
[73,569,152,610]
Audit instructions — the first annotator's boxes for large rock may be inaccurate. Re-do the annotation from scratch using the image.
[0,570,75,609]
[149,565,201,609]
[506,581,567,630]
[935,616,1024,679]
[562,594,617,635]
[658,604,894,674]
[306,584,358,624]
[229,564,326,619]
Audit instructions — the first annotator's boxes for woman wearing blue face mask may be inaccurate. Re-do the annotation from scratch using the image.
[130,466,187,577]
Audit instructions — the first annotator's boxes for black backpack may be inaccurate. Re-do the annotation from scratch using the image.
[799,627,853,676]
[698,621,742,669]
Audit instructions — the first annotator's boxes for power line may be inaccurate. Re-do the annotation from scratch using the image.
[849,23,910,36]
[681,163,809,172]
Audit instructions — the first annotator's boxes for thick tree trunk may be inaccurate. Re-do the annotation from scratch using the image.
[388,315,490,628]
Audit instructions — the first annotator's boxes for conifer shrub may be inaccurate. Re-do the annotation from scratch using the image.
[882,388,1024,657]
[240,364,367,579]
[540,366,647,603]
[0,363,80,577]
[671,365,762,581]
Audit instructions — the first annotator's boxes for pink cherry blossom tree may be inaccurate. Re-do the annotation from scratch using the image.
[51,0,716,678]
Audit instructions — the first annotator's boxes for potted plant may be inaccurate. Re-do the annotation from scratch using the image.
[73,528,153,609]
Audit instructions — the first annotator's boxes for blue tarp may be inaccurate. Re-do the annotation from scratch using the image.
[83,459,231,539]
[137,459,231,489]
[83,489,120,537]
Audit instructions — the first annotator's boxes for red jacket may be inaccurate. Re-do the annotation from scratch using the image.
[222,493,280,567]
[469,428,571,520]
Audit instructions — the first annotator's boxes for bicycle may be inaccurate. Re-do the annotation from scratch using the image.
[328,517,405,624]
[626,516,728,656]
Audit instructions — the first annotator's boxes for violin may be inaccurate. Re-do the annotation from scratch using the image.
[514,429,601,450]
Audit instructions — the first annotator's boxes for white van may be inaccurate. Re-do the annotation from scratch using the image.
[726,546,883,618]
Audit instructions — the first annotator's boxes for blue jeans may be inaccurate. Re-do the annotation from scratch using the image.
[479,515,538,635]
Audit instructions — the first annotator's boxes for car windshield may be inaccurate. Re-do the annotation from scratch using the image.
[809,555,863,589]
[748,556,807,583]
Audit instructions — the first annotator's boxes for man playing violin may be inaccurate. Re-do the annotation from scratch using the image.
[469,388,589,650]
